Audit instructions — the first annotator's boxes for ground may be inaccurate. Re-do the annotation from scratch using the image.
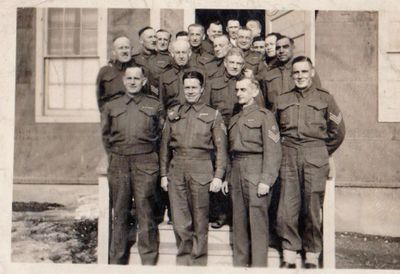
[11,201,400,268]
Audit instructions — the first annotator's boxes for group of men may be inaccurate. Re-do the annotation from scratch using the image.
[97,18,345,268]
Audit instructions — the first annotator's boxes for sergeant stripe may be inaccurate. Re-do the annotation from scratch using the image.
[329,112,342,125]
[268,130,280,143]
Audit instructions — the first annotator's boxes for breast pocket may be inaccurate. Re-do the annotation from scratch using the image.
[243,119,262,145]
[277,102,298,128]
[110,107,127,135]
[306,101,327,126]
[139,106,159,135]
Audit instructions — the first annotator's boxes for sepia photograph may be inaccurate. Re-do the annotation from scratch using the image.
[1,0,400,273]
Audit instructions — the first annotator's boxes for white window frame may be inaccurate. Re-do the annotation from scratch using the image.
[378,11,400,122]
[35,8,107,123]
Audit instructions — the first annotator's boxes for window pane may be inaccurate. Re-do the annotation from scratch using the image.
[48,59,64,84]
[82,58,99,84]
[48,8,63,29]
[82,84,98,110]
[48,29,63,55]
[48,84,65,109]
[82,9,97,29]
[81,30,97,55]
[65,59,82,84]
[65,85,82,109]
[65,8,80,28]
[64,29,80,55]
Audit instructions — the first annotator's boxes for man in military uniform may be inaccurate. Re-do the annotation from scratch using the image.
[228,77,282,267]
[151,29,173,90]
[274,56,345,268]
[226,19,240,47]
[262,32,281,71]
[101,66,162,265]
[205,47,265,229]
[251,36,266,57]
[202,21,223,55]
[159,40,204,111]
[160,71,227,266]
[204,35,232,79]
[187,24,214,70]
[132,26,157,71]
[236,27,262,76]
[96,36,136,112]
[259,35,321,110]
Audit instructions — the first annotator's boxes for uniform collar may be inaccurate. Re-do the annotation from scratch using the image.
[111,59,134,70]
[140,48,156,58]
[158,50,170,56]
[223,70,243,82]
[172,62,190,71]
[242,102,259,116]
[295,83,316,97]
[192,46,202,54]
[124,92,144,104]
[278,57,293,70]
[181,101,205,113]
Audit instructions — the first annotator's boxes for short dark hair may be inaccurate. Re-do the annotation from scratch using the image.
[277,35,294,45]
[252,36,265,45]
[138,26,153,38]
[292,55,313,67]
[209,21,222,28]
[156,29,171,38]
[182,70,205,87]
[176,31,189,38]
[266,32,282,40]
[124,65,146,77]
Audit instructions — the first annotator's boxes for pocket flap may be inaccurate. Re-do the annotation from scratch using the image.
[197,112,215,123]
[305,154,329,167]
[277,101,298,111]
[307,101,327,111]
[243,173,260,186]
[136,163,159,175]
[102,71,119,81]
[139,105,157,116]
[212,80,228,90]
[191,173,213,185]
[263,69,280,81]
[244,119,261,128]
[110,107,126,117]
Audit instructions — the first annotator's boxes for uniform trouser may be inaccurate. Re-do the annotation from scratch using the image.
[231,154,270,267]
[276,145,329,254]
[108,152,160,265]
[168,157,212,266]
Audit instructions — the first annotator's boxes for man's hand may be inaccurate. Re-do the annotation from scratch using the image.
[257,183,270,196]
[209,178,222,193]
[161,176,169,192]
[221,181,229,195]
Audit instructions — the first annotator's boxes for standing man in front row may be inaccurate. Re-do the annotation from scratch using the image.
[228,77,282,267]
[160,71,227,266]
[101,66,162,265]
[275,56,345,269]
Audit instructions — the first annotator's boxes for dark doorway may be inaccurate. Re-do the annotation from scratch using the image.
[195,9,266,37]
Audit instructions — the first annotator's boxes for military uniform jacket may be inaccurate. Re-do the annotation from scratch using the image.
[228,103,282,187]
[243,49,262,76]
[273,84,345,155]
[256,56,278,81]
[101,92,162,155]
[96,59,137,111]
[205,71,265,125]
[204,58,225,79]
[159,63,205,111]
[190,47,214,70]
[261,58,322,110]
[132,49,157,71]
[160,102,227,180]
[149,51,173,89]
[201,38,214,55]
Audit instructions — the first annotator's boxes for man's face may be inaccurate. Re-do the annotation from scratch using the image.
[276,38,293,62]
[292,61,315,90]
[207,23,223,42]
[246,21,261,38]
[237,29,253,50]
[112,37,131,63]
[213,37,231,59]
[265,35,277,58]
[226,20,240,39]
[188,26,204,47]
[236,78,257,107]
[156,31,170,52]
[251,40,266,56]
[123,67,147,95]
[184,78,203,103]
[140,29,157,51]
[224,55,244,77]
[171,41,191,66]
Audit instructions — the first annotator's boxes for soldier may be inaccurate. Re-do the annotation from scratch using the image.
[202,21,223,55]
[159,39,204,111]
[259,35,321,110]
[160,71,227,265]
[150,29,173,90]
[228,77,282,267]
[274,56,345,268]
[187,24,214,70]
[246,19,262,39]
[236,27,262,76]
[226,19,240,47]
[133,26,157,71]
[96,36,136,112]
[204,35,232,79]
[262,32,281,71]
[101,66,162,265]
[205,47,265,229]
[251,36,266,57]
